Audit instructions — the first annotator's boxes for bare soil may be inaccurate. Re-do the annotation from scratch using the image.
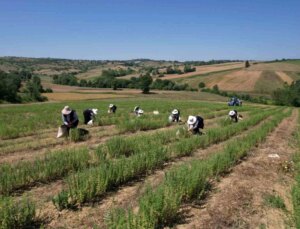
[175,109,298,229]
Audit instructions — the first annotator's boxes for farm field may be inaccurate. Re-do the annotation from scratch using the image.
[0,96,298,229]
[172,61,300,95]
[159,62,244,80]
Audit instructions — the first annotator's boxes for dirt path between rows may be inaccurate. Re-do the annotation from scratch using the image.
[40,113,269,228]
[175,109,298,229]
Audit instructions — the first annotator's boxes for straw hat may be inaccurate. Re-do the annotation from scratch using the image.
[62,106,72,115]
[172,109,179,115]
[229,110,235,116]
[187,115,197,125]
[92,109,98,115]
[109,104,114,108]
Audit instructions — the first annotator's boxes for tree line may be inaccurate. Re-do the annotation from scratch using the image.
[52,72,192,93]
[272,80,300,106]
[0,70,51,103]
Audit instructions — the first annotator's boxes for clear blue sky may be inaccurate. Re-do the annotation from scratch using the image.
[0,0,299,61]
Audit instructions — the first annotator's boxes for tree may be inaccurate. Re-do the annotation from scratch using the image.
[198,82,206,88]
[139,74,153,94]
[25,76,47,101]
[212,84,219,93]
[245,60,250,68]
[111,79,118,90]
[184,64,196,73]
[0,71,21,102]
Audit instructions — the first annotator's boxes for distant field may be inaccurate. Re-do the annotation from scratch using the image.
[76,65,138,80]
[285,71,300,81]
[174,61,300,95]
[210,70,262,92]
[254,71,285,93]
[44,92,132,101]
[275,71,293,84]
[162,62,244,80]
[248,62,300,72]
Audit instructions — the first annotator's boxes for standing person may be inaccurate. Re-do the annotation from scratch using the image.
[187,115,204,135]
[61,106,79,131]
[169,109,181,122]
[83,108,98,125]
[228,110,240,122]
[108,104,117,113]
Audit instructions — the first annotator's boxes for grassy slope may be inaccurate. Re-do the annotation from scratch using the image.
[173,68,241,87]
[254,71,284,94]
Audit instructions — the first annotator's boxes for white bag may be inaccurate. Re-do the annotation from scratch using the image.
[57,126,68,138]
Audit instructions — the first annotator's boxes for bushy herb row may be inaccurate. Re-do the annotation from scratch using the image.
[0,197,36,229]
[52,109,277,209]
[0,148,90,195]
[0,107,232,195]
[0,99,229,139]
[105,110,291,228]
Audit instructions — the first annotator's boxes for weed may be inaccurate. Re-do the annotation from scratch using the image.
[264,194,286,210]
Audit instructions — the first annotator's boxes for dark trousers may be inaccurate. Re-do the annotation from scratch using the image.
[65,120,79,132]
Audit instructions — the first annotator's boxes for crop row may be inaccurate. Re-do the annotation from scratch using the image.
[0,107,250,195]
[0,197,35,229]
[105,109,291,228]
[0,107,275,227]
[52,108,278,210]
[292,111,300,228]
[0,99,230,139]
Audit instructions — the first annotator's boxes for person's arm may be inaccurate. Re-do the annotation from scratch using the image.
[62,114,68,125]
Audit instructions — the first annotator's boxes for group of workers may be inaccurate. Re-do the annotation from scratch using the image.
[59,104,241,137]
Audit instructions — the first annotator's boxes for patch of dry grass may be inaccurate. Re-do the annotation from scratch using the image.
[44,92,131,101]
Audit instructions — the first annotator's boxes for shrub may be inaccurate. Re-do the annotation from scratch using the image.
[198,82,206,88]
[0,197,36,228]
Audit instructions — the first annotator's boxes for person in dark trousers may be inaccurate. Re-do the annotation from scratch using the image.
[228,110,241,122]
[61,106,79,131]
[187,115,204,135]
[169,109,181,122]
[83,108,98,125]
[108,104,117,113]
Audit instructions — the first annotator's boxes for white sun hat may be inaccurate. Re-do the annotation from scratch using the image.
[138,109,144,114]
[187,115,197,125]
[229,110,235,116]
[92,109,98,115]
[109,104,114,108]
[62,106,72,115]
[172,109,179,115]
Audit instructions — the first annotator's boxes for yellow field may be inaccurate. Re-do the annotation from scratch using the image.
[44,92,132,101]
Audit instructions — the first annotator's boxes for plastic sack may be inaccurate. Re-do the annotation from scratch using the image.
[57,125,68,138]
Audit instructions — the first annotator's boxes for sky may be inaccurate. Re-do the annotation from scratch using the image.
[0,0,299,61]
